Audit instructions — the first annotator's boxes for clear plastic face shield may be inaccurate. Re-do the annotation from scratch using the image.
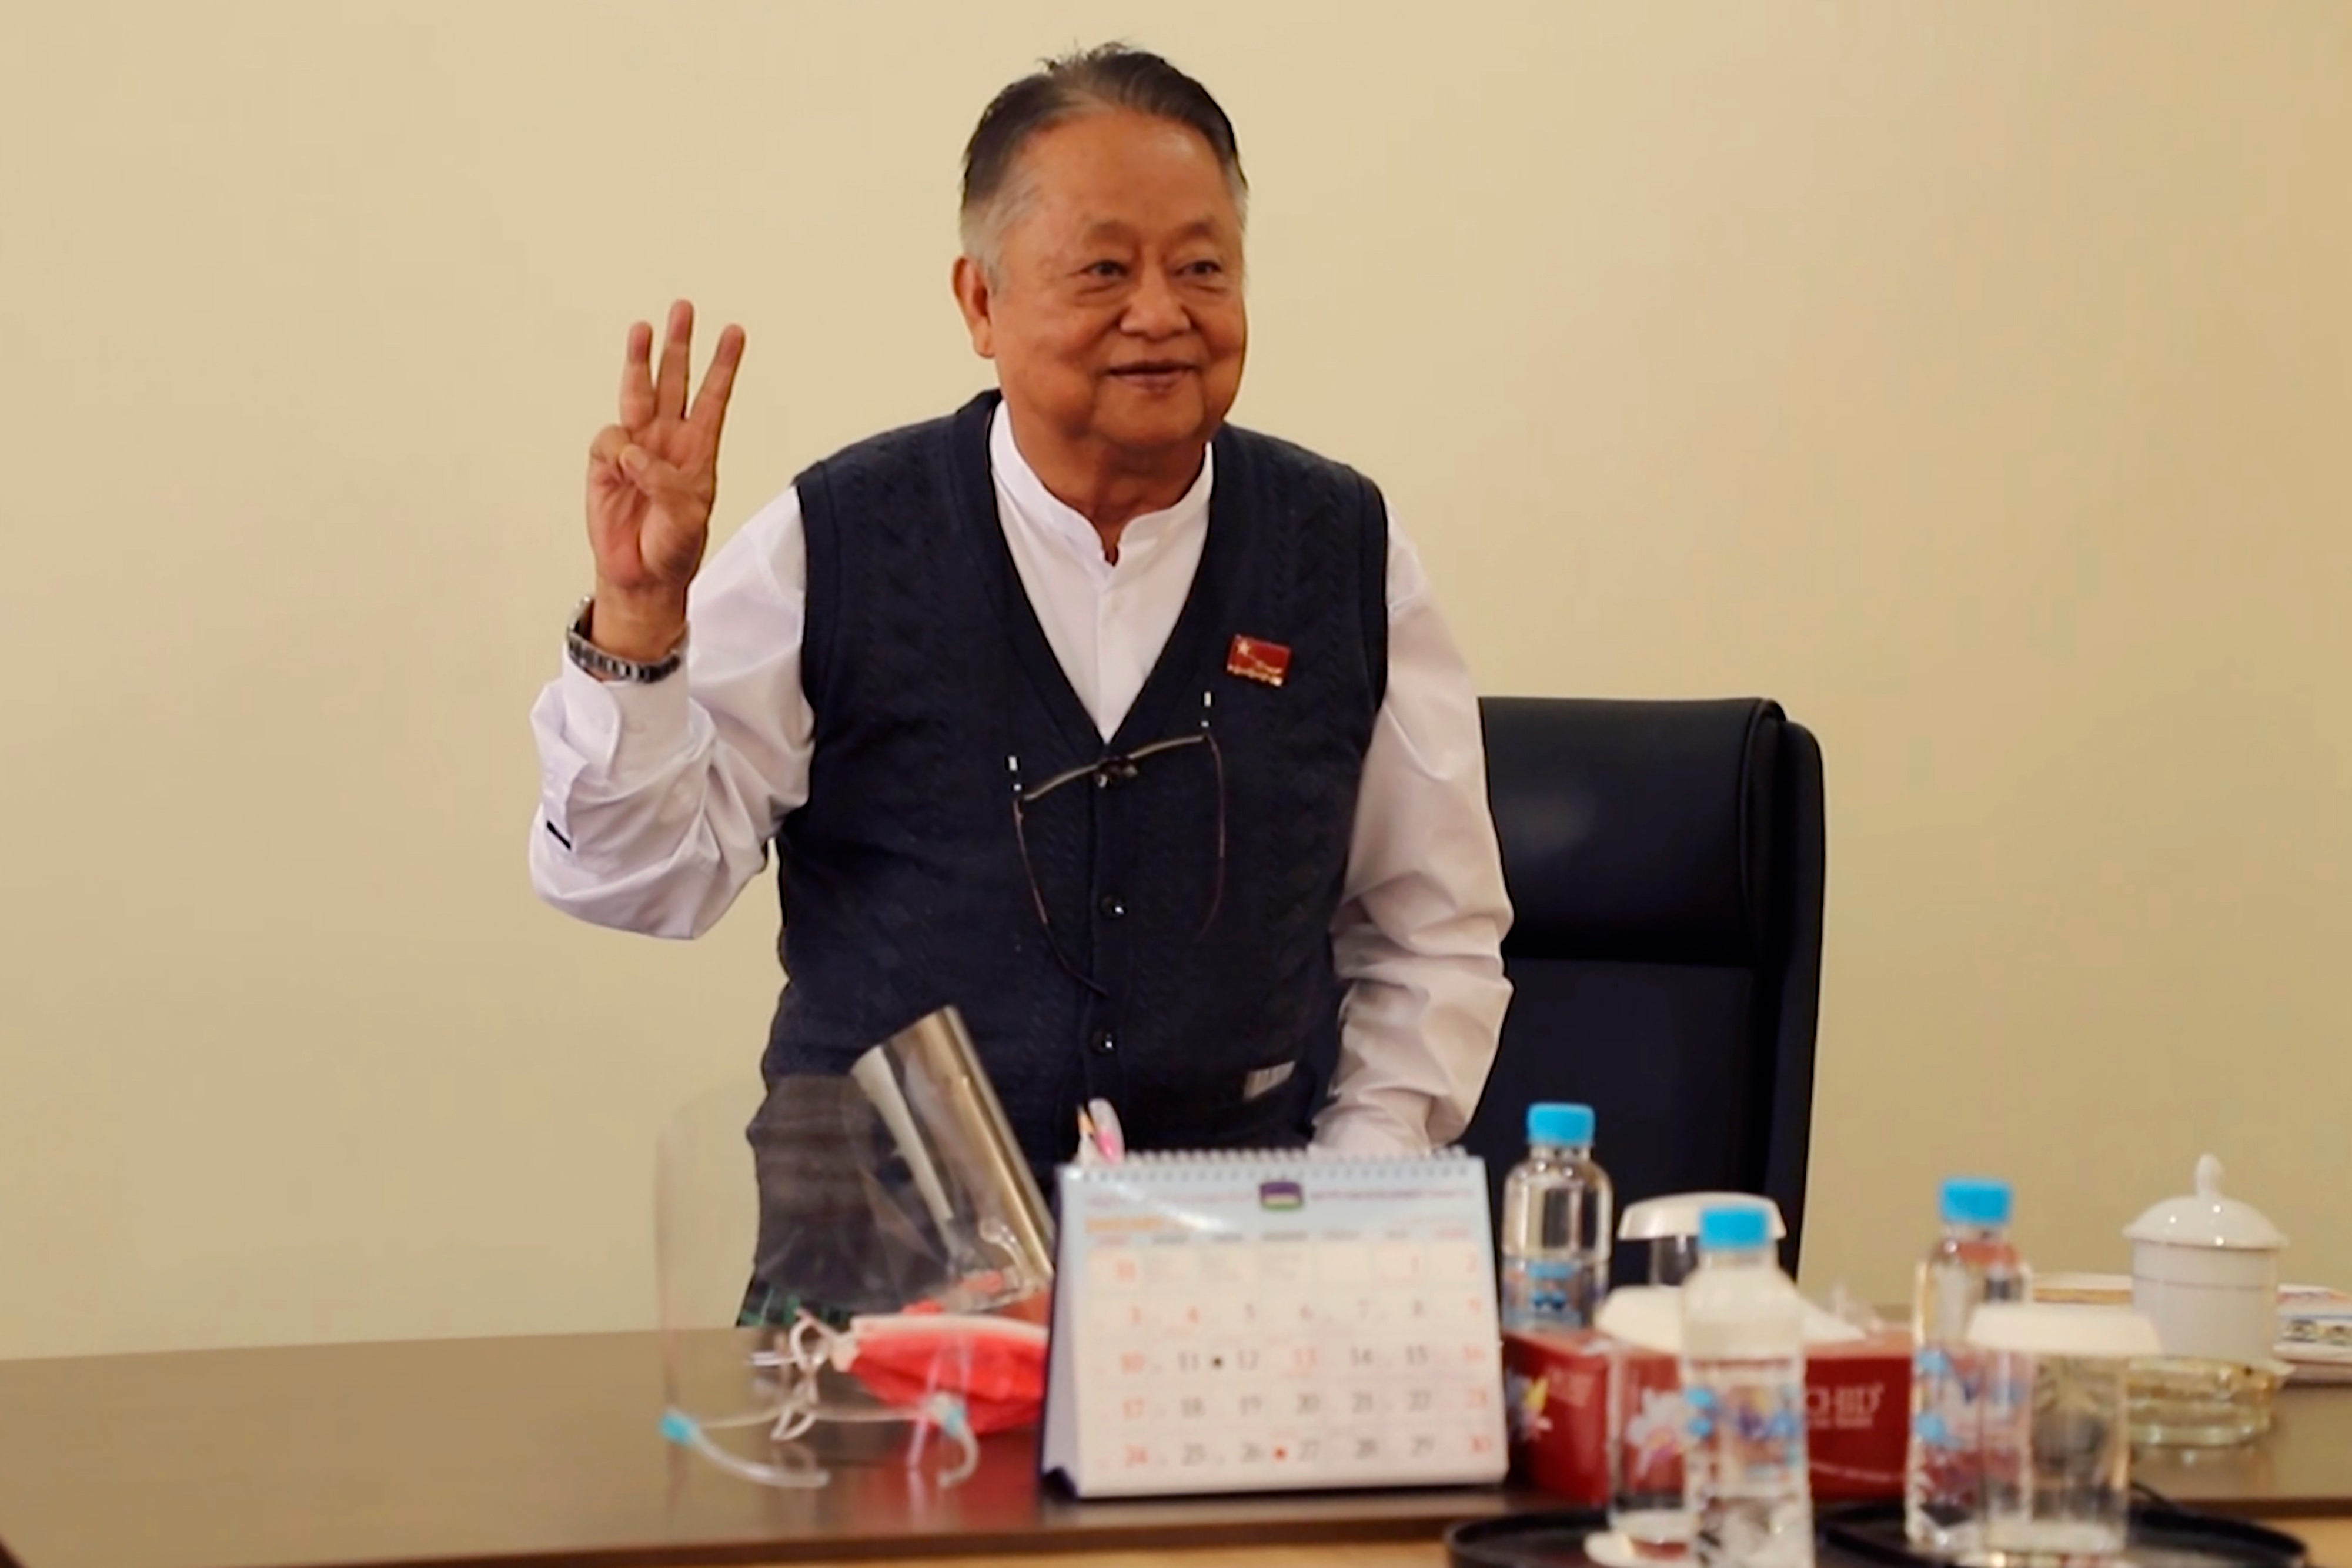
[655,1007,1055,1490]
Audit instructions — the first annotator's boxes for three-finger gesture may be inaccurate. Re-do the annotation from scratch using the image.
[584,300,745,659]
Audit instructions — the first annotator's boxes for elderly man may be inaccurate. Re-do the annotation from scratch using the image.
[529,45,1511,1180]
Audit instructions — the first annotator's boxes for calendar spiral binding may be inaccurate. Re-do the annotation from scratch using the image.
[1084,1146,1476,1176]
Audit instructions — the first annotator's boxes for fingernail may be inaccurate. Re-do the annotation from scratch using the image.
[620,446,647,474]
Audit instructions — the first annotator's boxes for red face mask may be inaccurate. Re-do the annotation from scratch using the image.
[833,1311,1049,1436]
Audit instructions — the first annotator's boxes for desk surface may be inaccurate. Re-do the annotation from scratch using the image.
[1,1332,2347,1568]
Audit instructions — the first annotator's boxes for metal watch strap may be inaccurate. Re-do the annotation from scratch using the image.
[565,596,687,683]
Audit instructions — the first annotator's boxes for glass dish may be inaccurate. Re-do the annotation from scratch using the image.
[2127,1355,2285,1448]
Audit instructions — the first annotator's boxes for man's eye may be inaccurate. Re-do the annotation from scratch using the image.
[1186,260,1225,276]
[1084,260,1127,279]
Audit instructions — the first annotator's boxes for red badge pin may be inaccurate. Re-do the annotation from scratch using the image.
[1226,634,1292,687]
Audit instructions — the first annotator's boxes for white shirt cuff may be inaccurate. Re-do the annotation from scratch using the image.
[1311,1097,1438,1157]
[553,657,695,787]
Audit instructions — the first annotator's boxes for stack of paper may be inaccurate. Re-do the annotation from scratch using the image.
[2277,1286,2352,1385]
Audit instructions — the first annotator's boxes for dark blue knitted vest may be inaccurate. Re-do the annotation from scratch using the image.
[763,392,1388,1179]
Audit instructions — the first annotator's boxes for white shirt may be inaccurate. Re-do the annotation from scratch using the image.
[529,406,1512,1154]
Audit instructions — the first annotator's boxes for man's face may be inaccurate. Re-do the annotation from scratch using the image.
[957,110,1247,464]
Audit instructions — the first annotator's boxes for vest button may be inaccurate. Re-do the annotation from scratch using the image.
[1091,1031,1116,1056]
[1098,895,1126,919]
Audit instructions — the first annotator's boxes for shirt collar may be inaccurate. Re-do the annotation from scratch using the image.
[989,400,1214,569]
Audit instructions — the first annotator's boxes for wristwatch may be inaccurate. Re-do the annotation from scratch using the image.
[565,596,687,683]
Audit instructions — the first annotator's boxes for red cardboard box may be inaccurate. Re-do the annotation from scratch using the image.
[1503,1328,1913,1503]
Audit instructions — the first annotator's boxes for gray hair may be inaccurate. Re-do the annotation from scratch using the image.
[960,44,1249,283]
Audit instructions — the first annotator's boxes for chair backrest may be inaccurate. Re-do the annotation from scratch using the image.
[1461,697,1826,1273]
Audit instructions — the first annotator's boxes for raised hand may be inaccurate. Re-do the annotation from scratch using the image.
[584,300,746,660]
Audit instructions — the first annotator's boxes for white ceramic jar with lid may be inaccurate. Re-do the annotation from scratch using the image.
[2125,1154,2284,1367]
[1616,1192,1786,1286]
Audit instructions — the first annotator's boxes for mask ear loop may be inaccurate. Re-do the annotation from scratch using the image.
[769,1313,854,1442]
[657,1408,831,1489]
[899,1320,980,1489]
[914,1393,979,1487]
[787,1312,848,1369]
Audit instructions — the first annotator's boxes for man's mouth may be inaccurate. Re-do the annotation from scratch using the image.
[1109,362,1195,378]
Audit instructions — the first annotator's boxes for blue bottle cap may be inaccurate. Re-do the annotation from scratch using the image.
[1526,1102,1595,1146]
[1940,1177,2014,1227]
[1698,1203,1772,1252]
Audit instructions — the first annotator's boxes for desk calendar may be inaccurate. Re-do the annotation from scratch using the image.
[1040,1149,1507,1498]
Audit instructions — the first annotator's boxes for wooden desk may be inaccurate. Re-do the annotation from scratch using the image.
[874,1529,2352,1568]
[1,1332,2346,1568]
[2137,1386,2352,1517]
[791,1526,2352,1567]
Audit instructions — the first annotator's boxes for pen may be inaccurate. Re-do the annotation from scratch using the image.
[1086,1098,1125,1163]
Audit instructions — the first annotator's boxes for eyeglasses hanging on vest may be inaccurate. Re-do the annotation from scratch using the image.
[1008,689,1227,998]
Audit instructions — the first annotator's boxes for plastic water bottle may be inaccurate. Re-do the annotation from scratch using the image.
[1681,1202,1812,1568]
[1499,1102,1613,1331]
[1906,1177,2030,1553]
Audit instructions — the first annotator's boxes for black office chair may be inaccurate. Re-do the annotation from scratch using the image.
[1461,697,1826,1273]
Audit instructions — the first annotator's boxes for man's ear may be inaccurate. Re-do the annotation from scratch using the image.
[951,255,996,359]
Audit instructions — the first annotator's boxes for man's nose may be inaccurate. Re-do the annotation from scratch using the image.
[1121,268,1189,337]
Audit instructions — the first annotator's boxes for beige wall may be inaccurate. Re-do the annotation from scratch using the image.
[2,1,2345,1359]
